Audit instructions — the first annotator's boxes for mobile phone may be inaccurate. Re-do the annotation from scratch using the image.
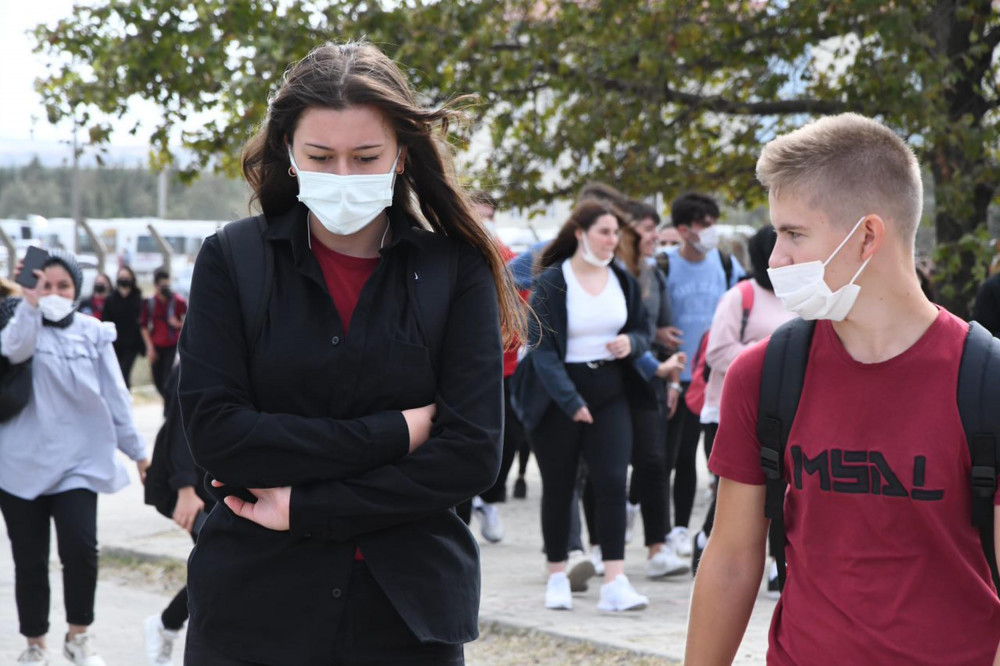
[15,246,50,289]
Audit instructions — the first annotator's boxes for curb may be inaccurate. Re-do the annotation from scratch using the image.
[98,545,679,663]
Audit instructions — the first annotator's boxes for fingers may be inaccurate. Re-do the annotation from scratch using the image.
[211,479,226,487]
[224,495,253,521]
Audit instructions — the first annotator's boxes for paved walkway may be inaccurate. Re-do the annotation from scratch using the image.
[0,401,775,664]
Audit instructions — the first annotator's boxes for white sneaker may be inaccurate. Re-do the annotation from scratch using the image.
[63,633,106,666]
[474,501,504,543]
[667,526,692,557]
[624,502,640,543]
[645,548,690,578]
[566,549,596,592]
[597,574,649,611]
[16,645,48,665]
[545,572,573,610]
[590,545,605,576]
[144,614,179,665]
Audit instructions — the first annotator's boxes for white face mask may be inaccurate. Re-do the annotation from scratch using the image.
[289,148,400,236]
[691,225,720,254]
[767,216,872,322]
[38,294,76,323]
[579,232,613,267]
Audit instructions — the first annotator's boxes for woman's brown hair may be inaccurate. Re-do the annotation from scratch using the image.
[241,41,524,342]
[537,200,629,271]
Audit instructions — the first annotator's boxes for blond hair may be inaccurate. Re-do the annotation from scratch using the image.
[756,113,923,244]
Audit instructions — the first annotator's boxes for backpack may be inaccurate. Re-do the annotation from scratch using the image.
[0,298,32,422]
[684,280,754,416]
[655,248,735,287]
[145,295,177,333]
[215,214,456,369]
[757,318,1000,592]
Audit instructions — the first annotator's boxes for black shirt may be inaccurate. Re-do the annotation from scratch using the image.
[178,204,503,663]
[101,288,144,352]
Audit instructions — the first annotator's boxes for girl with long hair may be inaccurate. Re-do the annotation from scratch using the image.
[178,41,519,665]
[512,200,653,612]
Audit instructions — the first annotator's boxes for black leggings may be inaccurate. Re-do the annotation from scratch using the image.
[0,488,98,638]
[184,562,464,665]
[666,387,703,529]
[529,362,632,563]
[700,423,719,536]
[114,346,139,389]
[480,377,528,504]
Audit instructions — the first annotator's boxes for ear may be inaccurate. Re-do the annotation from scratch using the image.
[397,146,408,174]
[860,214,885,260]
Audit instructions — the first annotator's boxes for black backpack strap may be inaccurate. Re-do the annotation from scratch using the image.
[216,215,272,353]
[406,232,457,373]
[719,250,733,287]
[958,321,1000,590]
[757,317,816,590]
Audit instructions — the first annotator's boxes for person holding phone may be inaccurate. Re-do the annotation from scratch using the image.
[0,249,148,666]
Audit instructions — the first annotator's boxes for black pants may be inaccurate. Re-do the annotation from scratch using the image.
[700,423,720,536]
[114,346,139,389]
[666,385,703,529]
[184,562,464,665]
[161,530,198,631]
[480,377,528,504]
[152,345,177,398]
[0,488,98,637]
[529,362,632,563]
[629,406,670,546]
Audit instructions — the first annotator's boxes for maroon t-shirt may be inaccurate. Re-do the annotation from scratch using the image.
[710,308,1000,665]
[311,236,379,560]
[311,238,380,335]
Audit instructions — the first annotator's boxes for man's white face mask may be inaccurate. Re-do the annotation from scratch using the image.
[767,216,872,322]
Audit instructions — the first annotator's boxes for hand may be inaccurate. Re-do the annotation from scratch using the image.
[15,262,43,308]
[213,480,291,532]
[605,334,632,359]
[656,326,683,350]
[572,406,594,424]
[136,458,150,484]
[667,385,681,419]
[402,403,437,453]
[167,315,183,329]
[147,346,158,364]
[172,486,205,533]
[655,352,687,379]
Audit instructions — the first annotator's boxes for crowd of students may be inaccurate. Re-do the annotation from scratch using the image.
[3,39,1000,666]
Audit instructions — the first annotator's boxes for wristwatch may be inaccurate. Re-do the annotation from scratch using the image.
[668,382,683,392]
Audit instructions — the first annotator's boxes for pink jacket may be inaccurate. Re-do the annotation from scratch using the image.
[700,279,795,424]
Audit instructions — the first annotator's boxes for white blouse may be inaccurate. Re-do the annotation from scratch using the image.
[562,261,627,363]
[0,299,146,500]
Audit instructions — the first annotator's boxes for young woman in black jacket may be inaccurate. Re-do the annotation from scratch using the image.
[512,200,654,613]
[100,266,144,387]
[177,42,521,665]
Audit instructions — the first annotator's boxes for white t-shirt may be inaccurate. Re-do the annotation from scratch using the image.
[562,260,627,363]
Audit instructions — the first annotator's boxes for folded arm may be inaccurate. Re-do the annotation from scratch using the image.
[288,243,504,541]
[178,236,410,488]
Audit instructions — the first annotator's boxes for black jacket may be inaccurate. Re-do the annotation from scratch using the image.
[178,204,503,663]
[144,364,214,518]
[511,261,652,432]
[102,288,144,353]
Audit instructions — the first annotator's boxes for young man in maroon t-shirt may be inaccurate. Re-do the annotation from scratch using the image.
[685,114,1000,664]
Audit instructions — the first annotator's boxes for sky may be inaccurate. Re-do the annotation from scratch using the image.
[0,1,161,164]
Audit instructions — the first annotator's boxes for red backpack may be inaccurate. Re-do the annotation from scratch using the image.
[685,280,755,415]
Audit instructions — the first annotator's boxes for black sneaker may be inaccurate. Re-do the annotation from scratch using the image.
[513,477,527,499]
